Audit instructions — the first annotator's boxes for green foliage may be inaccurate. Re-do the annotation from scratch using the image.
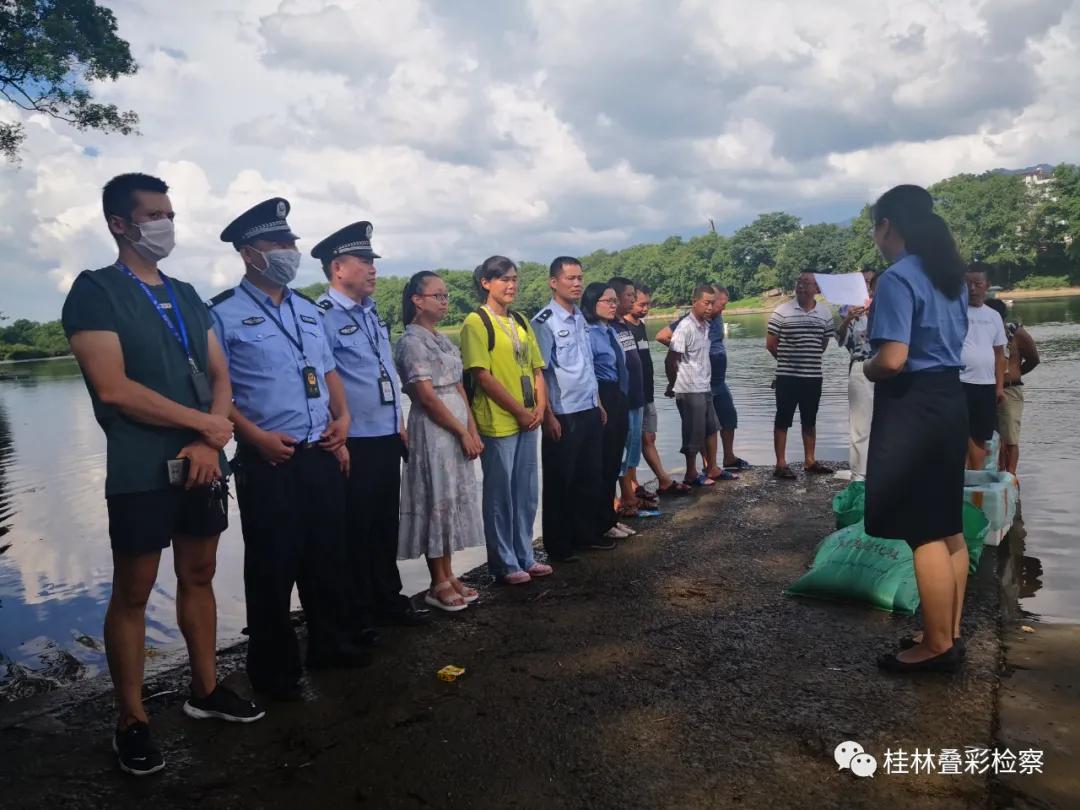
[0,0,139,161]
[1015,275,1071,290]
[0,317,68,359]
[931,173,1034,267]
[846,205,883,271]
[727,212,801,298]
[773,223,850,290]
[1035,165,1080,277]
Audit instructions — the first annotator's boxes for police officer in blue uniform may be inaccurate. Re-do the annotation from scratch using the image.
[311,222,428,631]
[209,198,365,700]
[532,256,606,561]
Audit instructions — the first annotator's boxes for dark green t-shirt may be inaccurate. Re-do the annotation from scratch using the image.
[61,265,226,496]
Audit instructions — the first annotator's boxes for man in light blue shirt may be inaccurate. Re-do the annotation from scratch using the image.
[531,256,606,561]
[210,198,365,701]
[533,300,599,414]
[311,221,427,632]
[211,278,339,444]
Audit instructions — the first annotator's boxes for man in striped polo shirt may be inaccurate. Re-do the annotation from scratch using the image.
[766,271,835,479]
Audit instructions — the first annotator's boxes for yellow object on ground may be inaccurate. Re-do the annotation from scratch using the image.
[437,665,466,682]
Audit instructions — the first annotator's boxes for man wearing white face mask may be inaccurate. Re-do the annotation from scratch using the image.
[62,173,263,777]
[209,198,367,704]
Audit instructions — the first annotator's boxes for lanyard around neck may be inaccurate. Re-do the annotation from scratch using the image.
[338,300,388,369]
[116,261,197,370]
[241,285,308,361]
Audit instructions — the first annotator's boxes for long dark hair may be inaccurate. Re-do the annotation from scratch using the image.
[401,271,440,325]
[473,255,517,302]
[871,184,965,299]
[581,282,611,325]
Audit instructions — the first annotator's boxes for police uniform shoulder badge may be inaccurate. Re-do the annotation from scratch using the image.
[207,289,235,308]
[534,308,552,324]
[316,298,333,311]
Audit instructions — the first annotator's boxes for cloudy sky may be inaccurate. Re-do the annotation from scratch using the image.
[2,0,1078,320]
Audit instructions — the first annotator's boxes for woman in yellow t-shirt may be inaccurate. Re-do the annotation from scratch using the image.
[460,257,552,585]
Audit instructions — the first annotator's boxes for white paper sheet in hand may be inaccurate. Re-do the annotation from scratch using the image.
[813,272,869,306]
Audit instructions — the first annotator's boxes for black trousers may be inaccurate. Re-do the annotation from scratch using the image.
[345,435,409,623]
[541,407,603,558]
[234,443,353,691]
[598,381,629,532]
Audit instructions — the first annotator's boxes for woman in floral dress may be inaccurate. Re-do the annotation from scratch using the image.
[394,271,485,612]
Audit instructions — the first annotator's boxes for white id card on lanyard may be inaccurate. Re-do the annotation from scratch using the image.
[379,372,395,404]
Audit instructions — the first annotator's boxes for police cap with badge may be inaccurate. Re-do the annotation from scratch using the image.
[220,197,300,248]
[310,221,381,266]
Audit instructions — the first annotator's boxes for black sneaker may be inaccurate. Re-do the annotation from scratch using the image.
[113,721,165,776]
[183,685,265,723]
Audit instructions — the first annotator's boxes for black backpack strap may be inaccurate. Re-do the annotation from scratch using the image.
[476,306,496,351]
[510,310,529,332]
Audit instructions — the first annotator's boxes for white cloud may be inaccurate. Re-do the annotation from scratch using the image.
[0,0,1077,320]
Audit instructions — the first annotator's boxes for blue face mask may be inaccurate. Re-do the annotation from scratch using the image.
[250,248,300,286]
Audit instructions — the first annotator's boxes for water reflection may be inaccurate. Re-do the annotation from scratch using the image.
[997,509,1045,624]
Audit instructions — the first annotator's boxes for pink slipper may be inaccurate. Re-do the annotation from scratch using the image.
[503,571,532,585]
[527,563,553,578]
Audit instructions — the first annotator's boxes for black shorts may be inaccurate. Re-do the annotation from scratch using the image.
[963,382,997,442]
[107,485,229,556]
[774,376,823,430]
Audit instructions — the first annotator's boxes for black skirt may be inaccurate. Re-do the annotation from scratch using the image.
[864,369,968,547]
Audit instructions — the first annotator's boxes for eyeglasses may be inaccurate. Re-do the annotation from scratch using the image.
[597,297,618,305]
[418,293,449,302]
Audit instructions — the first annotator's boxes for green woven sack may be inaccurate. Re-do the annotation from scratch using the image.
[786,504,992,614]
[832,481,866,529]
[784,522,918,614]
[962,500,989,574]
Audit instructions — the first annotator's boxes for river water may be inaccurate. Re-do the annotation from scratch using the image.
[1,298,1077,696]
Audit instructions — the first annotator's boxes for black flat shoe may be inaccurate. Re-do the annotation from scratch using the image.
[877,646,961,673]
[900,635,966,657]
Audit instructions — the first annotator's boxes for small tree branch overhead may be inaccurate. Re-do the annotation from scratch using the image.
[0,0,140,162]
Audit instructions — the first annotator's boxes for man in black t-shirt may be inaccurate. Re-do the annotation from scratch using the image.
[624,285,682,496]
[62,174,263,777]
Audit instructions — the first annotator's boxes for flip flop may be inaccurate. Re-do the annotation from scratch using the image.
[617,504,640,518]
[805,462,833,475]
[773,466,797,480]
[634,486,659,502]
[687,474,715,487]
[710,470,739,481]
[657,481,692,495]
[723,458,751,471]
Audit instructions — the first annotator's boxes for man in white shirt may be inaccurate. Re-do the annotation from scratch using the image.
[960,264,1006,470]
[664,284,716,486]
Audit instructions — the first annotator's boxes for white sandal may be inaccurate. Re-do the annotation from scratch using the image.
[450,577,479,604]
[424,581,468,612]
